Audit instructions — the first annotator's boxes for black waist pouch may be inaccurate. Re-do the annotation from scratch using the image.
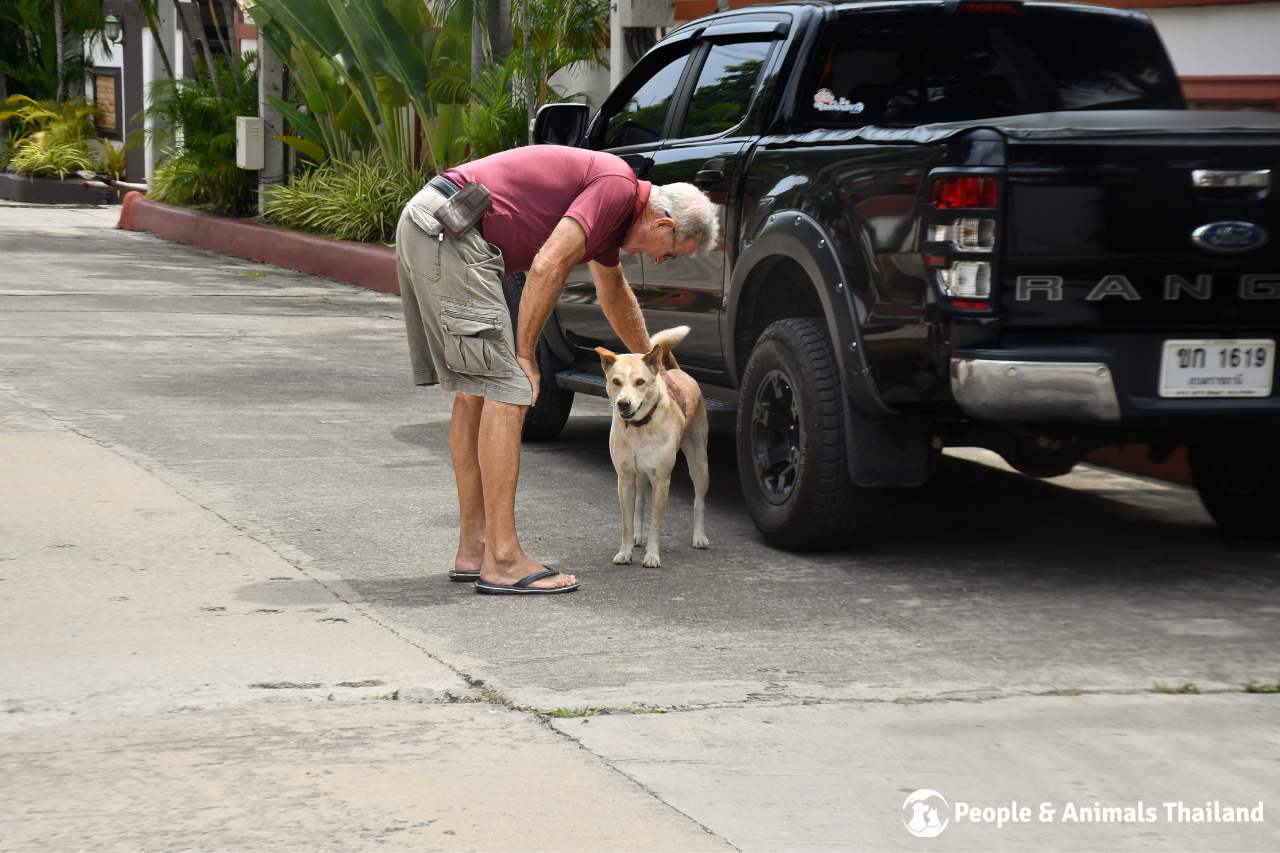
[436,182,492,238]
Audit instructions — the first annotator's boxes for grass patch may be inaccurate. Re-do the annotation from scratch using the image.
[1153,682,1200,695]
[547,707,604,719]
[1245,681,1280,694]
[240,270,267,278]
[1043,687,1085,697]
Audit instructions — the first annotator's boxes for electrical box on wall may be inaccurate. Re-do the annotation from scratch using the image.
[235,116,264,170]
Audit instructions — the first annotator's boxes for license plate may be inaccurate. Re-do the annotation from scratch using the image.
[1159,339,1275,398]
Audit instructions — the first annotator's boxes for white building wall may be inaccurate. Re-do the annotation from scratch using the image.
[549,61,612,110]
[1144,3,1280,76]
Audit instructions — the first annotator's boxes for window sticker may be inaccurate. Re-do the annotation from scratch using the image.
[813,88,864,113]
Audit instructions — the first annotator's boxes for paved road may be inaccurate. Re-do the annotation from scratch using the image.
[2,204,1278,851]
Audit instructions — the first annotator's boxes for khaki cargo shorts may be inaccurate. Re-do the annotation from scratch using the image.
[397,185,533,406]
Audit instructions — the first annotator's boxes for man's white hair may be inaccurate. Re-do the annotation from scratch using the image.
[650,183,719,254]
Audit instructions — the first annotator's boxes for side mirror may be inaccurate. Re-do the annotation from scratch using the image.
[532,103,590,147]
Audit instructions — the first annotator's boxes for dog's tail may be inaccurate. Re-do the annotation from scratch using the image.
[650,326,690,371]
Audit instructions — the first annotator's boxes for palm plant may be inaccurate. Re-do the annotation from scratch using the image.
[99,135,128,179]
[0,94,98,145]
[247,0,442,174]
[143,53,258,216]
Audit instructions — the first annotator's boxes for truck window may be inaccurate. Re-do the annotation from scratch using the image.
[799,10,1183,127]
[678,41,773,139]
[604,51,692,149]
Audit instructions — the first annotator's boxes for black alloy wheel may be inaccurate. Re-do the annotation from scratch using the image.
[751,369,801,504]
[736,317,858,550]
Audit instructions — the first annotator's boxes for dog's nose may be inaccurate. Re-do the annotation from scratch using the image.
[617,400,633,417]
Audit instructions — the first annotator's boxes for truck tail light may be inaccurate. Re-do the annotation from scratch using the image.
[936,261,991,301]
[931,176,997,209]
[926,172,1000,312]
[928,218,995,251]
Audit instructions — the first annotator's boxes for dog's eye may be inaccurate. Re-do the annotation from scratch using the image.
[635,378,646,386]
[612,378,621,386]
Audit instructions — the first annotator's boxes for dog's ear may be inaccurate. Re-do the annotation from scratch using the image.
[642,344,664,371]
[594,347,617,372]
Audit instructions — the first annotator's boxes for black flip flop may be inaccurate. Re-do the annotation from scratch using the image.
[452,560,559,583]
[475,568,579,595]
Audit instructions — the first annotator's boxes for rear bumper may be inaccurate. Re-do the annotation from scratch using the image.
[951,358,1121,421]
[949,335,1280,425]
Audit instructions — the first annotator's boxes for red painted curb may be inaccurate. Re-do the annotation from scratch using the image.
[117,192,399,296]
[1085,445,1193,484]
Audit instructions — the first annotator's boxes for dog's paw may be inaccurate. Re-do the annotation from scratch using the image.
[612,548,633,565]
[692,534,710,549]
[633,532,645,546]
[642,552,661,568]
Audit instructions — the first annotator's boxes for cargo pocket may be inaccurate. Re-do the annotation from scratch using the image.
[405,202,444,281]
[439,302,513,378]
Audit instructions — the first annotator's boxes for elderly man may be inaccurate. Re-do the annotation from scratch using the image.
[397,144,717,595]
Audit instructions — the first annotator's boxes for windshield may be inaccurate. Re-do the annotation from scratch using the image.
[799,9,1184,127]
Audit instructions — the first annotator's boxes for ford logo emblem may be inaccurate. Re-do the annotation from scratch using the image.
[1191,221,1268,254]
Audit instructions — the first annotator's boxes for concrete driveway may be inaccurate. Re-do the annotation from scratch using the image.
[1,204,1277,851]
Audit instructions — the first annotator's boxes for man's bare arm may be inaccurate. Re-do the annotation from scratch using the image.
[516,217,587,358]
[590,260,650,354]
[515,217,587,406]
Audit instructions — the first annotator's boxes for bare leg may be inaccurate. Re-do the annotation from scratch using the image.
[683,411,710,549]
[477,398,577,589]
[632,477,646,546]
[449,393,486,574]
[613,471,636,565]
[643,473,670,568]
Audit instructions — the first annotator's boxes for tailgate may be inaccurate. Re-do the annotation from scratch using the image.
[1000,125,1280,330]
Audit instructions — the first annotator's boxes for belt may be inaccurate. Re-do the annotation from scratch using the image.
[427,175,485,240]
[428,175,460,198]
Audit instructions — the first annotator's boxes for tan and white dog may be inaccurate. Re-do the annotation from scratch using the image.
[596,326,710,568]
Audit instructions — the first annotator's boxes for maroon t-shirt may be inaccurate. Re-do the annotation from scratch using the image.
[443,146,650,275]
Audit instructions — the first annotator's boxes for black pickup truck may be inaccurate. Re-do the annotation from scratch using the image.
[526,0,1280,549]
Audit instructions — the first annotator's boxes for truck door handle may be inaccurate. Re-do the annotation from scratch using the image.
[1191,169,1270,189]
[695,158,727,189]
[695,169,725,188]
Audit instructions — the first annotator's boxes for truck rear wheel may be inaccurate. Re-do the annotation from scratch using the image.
[736,318,857,550]
[1189,437,1280,540]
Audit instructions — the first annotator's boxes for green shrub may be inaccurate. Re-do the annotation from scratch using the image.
[8,138,100,178]
[264,157,427,244]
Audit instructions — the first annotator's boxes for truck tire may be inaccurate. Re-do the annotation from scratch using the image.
[502,274,574,442]
[1188,437,1280,540]
[736,318,858,550]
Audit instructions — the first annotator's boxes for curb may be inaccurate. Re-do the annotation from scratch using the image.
[117,192,399,295]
